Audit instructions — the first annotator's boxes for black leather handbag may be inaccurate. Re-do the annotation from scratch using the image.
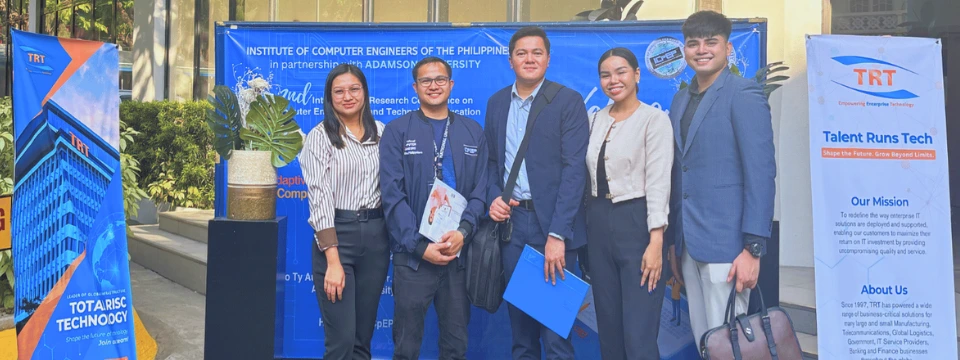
[464,82,564,313]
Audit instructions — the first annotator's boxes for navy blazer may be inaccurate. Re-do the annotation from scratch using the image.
[380,110,489,270]
[484,79,589,249]
[666,68,776,263]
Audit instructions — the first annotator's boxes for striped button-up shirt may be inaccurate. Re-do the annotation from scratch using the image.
[300,121,385,250]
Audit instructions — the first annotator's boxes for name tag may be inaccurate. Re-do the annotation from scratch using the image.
[464,145,478,156]
[404,140,422,155]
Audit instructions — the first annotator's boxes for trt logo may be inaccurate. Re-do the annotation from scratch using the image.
[27,53,46,64]
[853,68,896,86]
[70,132,90,157]
[831,56,918,99]
[19,46,53,74]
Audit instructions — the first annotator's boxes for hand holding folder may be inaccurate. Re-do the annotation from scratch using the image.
[503,245,590,338]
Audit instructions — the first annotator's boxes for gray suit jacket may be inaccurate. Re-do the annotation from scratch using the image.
[667,68,776,263]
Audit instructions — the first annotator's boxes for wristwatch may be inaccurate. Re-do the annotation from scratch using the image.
[457,227,469,239]
[745,242,764,258]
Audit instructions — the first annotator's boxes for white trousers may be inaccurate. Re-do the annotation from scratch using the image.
[681,248,751,351]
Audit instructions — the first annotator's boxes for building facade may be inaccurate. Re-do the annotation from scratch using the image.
[13,101,119,324]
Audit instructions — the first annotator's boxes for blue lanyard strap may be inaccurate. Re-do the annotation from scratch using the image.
[434,119,450,179]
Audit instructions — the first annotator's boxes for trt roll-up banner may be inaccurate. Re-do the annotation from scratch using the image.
[217,21,765,359]
[11,30,138,359]
[807,35,956,359]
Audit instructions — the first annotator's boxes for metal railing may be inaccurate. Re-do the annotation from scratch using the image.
[832,10,908,35]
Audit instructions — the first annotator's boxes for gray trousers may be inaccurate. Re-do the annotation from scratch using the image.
[681,248,750,351]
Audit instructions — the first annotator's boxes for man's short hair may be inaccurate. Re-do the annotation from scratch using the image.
[681,11,733,41]
[509,26,551,55]
[412,56,452,81]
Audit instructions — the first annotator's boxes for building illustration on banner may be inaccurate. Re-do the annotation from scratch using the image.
[12,100,119,325]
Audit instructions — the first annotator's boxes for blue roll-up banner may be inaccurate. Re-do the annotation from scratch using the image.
[11,30,137,359]
[216,20,765,359]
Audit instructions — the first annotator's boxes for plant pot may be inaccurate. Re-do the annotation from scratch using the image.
[227,150,277,220]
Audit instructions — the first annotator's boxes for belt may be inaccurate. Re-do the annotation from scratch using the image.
[515,200,535,211]
[334,208,384,222]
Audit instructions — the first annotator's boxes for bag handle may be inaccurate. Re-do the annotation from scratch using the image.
[723,279,779,360]
[500,81,564,202]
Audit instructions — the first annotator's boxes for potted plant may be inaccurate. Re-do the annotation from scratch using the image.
[206,78,303,220]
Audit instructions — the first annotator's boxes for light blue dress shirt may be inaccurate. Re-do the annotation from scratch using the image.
[504,80,565,242]
[504,80,543,201]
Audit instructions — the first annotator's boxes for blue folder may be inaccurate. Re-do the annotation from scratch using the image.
[503,245,590,338]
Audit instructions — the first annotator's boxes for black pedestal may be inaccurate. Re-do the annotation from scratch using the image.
[204,217,287,360]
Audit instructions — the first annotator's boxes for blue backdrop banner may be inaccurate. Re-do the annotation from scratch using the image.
[11,30,137,360]
[215,20,765,359]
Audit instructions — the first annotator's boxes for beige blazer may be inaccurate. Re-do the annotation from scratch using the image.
[586,103,674,232]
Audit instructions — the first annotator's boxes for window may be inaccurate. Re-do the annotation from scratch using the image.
[449,0,507,22]
[529,0,594,21]
[850,0,870,13]
[873,0,893,12]
[168,0,195,101]
[375,0,427,22]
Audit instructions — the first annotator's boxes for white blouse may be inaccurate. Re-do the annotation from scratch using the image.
[586,103,673,232]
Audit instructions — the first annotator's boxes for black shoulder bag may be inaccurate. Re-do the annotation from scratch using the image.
[464,82,565,313]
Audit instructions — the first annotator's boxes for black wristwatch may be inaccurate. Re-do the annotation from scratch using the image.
[745,242,763,258]
[457,227,469,239]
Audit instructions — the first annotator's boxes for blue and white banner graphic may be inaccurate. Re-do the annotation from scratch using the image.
[217,21,765,359]
[11,30,137,360]
[807,35,956,359]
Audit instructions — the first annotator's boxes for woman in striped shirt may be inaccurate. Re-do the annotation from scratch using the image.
[301,63,389,360]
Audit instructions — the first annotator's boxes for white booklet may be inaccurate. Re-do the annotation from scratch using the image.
[418,179,467,257]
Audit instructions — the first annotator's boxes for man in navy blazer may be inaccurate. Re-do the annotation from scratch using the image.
[666,11,776,350]
[380,57,489,360]
[485,26,589,360]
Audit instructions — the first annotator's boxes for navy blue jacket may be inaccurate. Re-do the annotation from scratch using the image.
[380,110,489,270]
[484,79,589,249]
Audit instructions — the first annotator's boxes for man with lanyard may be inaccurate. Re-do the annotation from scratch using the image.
[380,56,489,360]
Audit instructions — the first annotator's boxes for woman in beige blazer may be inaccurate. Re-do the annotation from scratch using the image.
[585,47,674,360]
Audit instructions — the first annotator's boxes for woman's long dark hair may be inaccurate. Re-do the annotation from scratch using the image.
[322,64,379,149]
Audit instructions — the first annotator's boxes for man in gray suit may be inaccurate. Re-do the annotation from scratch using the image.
[666,10,776,350]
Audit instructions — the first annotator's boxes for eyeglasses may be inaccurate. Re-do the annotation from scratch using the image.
[417,76,450,87]
[332,86,363,99]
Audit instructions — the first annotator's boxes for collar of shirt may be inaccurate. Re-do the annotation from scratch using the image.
[511,79,545,104]
[687,79,704,96]
[344,124,377,145]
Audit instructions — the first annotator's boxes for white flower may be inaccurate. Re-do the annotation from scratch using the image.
[248,78,271,92]
[240,88,257,106]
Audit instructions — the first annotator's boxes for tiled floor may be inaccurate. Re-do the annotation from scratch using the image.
[780,266,815,309]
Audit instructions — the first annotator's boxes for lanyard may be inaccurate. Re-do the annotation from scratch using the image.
[434,119,450,180]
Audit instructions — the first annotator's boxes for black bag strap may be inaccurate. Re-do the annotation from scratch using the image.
[723,279,778,360]
[500,81,564,202]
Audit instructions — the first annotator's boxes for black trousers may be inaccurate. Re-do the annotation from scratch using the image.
[586,196,666,360]
[392,260,470,360]
[312,216,390,360]
[501,207,578,360]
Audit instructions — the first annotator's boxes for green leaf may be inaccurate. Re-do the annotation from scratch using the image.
[765,75,790,84]
[2,293,12,309]
[206,85,243,161]
[240,95,304,168]
[730,64,741,76]
[763,84,783,98]
[4,268,12,288]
